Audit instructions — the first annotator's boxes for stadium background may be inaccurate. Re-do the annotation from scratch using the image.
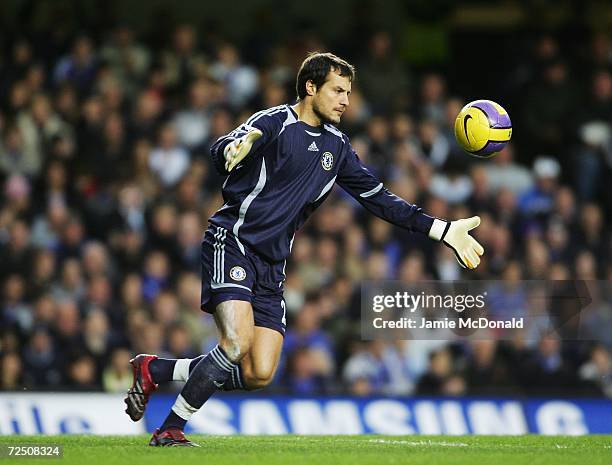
[0,0,611,435]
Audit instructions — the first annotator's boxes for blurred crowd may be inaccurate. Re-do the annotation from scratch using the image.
[0,23,611,397]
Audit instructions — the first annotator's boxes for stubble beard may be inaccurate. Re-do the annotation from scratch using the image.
[313,100,339,125]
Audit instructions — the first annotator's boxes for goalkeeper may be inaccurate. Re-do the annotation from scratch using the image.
[124,52,484,446]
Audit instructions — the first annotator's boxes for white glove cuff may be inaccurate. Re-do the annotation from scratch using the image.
[428,218,448,241]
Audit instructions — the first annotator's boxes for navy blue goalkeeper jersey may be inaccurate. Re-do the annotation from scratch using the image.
[209,104,434,262]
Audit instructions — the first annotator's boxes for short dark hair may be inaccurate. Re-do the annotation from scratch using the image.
[295,52,355,101]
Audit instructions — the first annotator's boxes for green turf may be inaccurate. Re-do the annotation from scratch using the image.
[0,435,611,465]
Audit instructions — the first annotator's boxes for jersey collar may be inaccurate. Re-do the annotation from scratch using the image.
[288,104,323,132]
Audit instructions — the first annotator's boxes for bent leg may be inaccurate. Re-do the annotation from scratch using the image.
[236,276,287,390]
[160,300,254,431]
[240,326,284,390]
[214,300,255,363]
[148,300,254,383]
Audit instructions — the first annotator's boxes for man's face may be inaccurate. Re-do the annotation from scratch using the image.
[311,70,351,125]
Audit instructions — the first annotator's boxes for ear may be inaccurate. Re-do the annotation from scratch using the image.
[305,79,316,97]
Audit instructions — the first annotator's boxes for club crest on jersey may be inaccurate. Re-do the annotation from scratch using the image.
[321,152,334,171]
[230,266,247,281]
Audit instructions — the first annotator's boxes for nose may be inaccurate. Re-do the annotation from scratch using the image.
[340,94,349,107]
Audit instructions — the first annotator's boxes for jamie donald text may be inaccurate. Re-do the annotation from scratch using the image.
[372,316,524,330]
[369,291,524,334]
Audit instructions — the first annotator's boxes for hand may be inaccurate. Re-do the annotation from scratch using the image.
[224,128,263,172]
[430,216,485,269]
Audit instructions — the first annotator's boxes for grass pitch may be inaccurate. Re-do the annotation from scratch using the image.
[1,435,611,465]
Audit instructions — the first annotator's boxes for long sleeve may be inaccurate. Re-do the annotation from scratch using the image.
[336,141,434,235]
[210,108,281,175]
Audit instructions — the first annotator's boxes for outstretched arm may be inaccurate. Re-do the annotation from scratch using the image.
[337,142,484,269]
[210,110,280,175]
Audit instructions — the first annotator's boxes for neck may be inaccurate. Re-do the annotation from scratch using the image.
[292,101,322,127]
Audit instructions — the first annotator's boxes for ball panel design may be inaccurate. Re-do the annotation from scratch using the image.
[472,141,507,158]
[472,101,499,126]
[454,114,470,150]
[488,127,513,142]
[494,111,512,129]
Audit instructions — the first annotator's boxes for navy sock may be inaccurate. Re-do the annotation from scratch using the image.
[159,354,242,390]
[222,364,245,391]
[186,355,243,390]
[160,345,235,431]
[148,354,237,386]
[148,358,177,384]
[159,410,186,431]
[189,355,204,373]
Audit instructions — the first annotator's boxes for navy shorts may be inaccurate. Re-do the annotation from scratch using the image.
[200,225,287,336]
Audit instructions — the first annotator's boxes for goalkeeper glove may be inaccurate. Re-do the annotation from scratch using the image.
[224,128,263,172]
[429,216,485,269]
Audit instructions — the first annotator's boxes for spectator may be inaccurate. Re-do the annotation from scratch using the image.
[0,352,24,390]
[51,258,86,303]
[357,31,411,112]
[2,274,32,333]
[148,124,190,187]
[519,156,561,222]
[82,309,115,370]
[0,125,37,177]
[579,344,612,397]
[465,340,515,395]
[173,79,214,149]
[343,342,391,396]
[30,248,56,298]
[54,36,99,93]
[484,144,534,195]
[209,43,259,108]
[416,118,450,169]
[101,26,151,97]
[522,59,575,155]
[176,211,202,271]
[30,200,69,249]
[22,326,61,387]
[284,298,334,382]
[286,346,332,395]
[53,299,81,351]
[160,24,207,92]
[0,219,34,279]
[416,348,466,396]
[16,93,73,175]
[65,354,100,391]
[103,348,133,393]
[521,334,577,395]
[419,73,447,126]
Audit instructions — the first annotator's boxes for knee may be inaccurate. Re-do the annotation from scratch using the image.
[242,365,276,390]
[220,334,253,363]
